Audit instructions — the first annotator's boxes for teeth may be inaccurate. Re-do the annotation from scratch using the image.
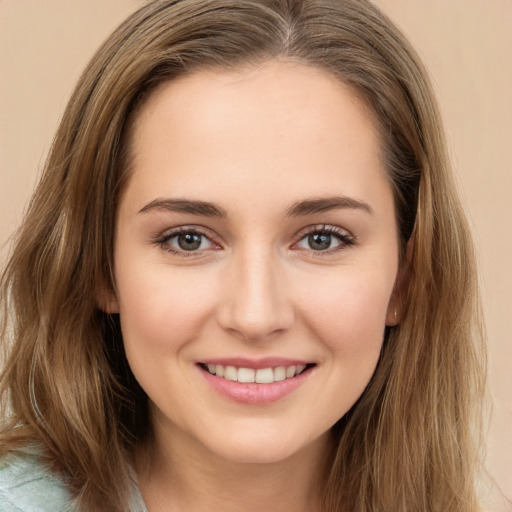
[286,366,296,378]
[274,366,286,381]
[224,366,237,381]
[204,363,309,383]
[255,368,274,384]
[237,367,255,383]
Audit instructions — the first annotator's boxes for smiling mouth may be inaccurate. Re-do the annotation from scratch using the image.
[198,363,315,384]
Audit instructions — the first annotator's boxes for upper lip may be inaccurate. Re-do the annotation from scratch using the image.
[198,357,314,369]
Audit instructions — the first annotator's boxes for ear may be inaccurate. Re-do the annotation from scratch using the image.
[386,236,414,326]
[96,280,120,315]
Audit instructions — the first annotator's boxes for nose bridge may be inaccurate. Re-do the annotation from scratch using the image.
[219,242,293,341]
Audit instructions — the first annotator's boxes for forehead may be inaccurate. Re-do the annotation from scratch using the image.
[122,61,390,215]
[131,61,379,153]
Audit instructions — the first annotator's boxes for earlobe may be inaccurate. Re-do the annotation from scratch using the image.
[386,235,414,327]
[96,282,120,315]
[100,296,120,315]
[385,305,399,327]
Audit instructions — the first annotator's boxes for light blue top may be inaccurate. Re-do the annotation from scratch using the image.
[0,450,148,512]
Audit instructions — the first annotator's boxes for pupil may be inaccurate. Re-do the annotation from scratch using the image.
[309,233,331,250]
[178,233,202,251]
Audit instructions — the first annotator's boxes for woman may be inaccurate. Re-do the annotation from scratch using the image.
[0,0,486,511]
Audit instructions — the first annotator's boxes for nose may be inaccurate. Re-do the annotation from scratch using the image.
[217,246,294,342]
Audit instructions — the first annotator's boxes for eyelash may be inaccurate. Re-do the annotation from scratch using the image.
[153,226,219,257]
[293,224,355,254]
[153,224,355,257]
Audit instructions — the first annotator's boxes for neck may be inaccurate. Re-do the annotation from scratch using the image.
[136,423,330,512]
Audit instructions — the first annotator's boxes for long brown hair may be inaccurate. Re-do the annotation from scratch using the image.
[0,1,486,510]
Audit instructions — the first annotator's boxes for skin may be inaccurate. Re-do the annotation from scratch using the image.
[107,61,401,511]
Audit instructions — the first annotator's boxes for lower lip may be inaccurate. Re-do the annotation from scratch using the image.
[199,367,311,404]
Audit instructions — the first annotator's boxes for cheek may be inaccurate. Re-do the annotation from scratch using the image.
[115,263,219,355]
[293,268,393,421]
[294,266,393,358]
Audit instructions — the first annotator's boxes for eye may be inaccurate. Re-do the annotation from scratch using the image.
[155,227,219,255]
[294,225,354,252]
[173,232,210,251]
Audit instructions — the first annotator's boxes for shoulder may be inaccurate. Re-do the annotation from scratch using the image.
[0,450,75,512]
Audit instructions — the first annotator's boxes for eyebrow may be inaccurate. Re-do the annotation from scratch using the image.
[138,195,373,218]
[286,196,373,217]
[138,198,227,217]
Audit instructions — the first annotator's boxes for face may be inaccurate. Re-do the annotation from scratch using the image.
[109,61,400,465]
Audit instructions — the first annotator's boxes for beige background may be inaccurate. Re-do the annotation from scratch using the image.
[1,0,511,507]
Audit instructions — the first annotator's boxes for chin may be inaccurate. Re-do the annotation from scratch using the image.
[223,447,294,465]
[202,427,327,466]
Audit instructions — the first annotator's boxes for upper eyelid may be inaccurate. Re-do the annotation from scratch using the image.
[155,223,352,237]
[154,224,218,241]
[293,224,354,240]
